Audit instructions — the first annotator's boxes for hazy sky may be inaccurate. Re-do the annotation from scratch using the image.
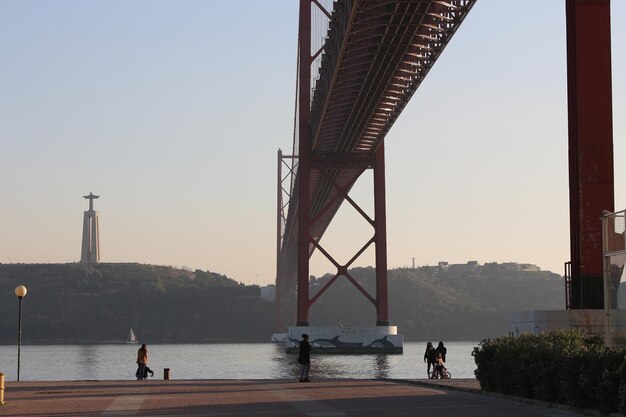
[1,1,624,285]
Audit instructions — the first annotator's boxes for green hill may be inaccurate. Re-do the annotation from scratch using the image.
[0,263,272,343]
[0,262,565,343]
[309,264,564,340]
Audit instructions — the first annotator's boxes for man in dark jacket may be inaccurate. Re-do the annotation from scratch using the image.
[298,334,311,382]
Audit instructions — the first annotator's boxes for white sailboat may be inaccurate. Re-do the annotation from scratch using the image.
[127,328,138,344]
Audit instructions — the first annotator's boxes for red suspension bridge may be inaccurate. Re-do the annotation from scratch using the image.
[276,0,616,332]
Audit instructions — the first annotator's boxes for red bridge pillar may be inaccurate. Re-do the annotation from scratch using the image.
[293,0,390,327]
[566,0,614,308]
[374,143,389,326]
[297,0,312,326]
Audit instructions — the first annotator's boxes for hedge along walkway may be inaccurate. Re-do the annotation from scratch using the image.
[472,330,626,415]
[398,378,623,417]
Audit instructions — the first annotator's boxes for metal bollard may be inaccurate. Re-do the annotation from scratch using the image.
[1,372,5,405]
[163,368,170,380]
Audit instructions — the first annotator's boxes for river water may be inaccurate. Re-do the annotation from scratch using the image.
[0,341,478,382]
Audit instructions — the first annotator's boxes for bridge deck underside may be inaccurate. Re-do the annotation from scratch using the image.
[278,0,475,320]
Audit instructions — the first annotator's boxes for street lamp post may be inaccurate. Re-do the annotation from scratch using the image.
[14,285,27,382]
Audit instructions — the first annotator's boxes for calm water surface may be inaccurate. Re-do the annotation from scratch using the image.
[0,341,478,382]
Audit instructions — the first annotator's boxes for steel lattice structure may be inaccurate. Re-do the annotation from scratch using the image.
[277,0,616,330]
[277,0,476,329]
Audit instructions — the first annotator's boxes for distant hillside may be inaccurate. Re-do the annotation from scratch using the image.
[308,264,565,340]
[0,262,565,343]
[0,263,272,343]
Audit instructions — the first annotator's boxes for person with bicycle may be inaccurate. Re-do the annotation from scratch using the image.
[434,351,448,379]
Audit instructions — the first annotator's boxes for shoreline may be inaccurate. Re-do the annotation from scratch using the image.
[0,339,481,346]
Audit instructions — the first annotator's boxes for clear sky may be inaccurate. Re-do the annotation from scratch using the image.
[1,1,624,286]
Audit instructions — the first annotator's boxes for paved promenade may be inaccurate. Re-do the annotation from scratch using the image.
[2,379,588,416]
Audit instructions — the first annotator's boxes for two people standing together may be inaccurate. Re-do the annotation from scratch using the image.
[423,341,447,378]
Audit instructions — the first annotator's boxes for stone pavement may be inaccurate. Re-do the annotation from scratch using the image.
[1,379,589,416]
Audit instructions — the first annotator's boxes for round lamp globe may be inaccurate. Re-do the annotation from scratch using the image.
[15,285,28,298]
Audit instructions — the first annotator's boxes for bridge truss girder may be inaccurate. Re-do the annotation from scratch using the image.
[276,0,476,330]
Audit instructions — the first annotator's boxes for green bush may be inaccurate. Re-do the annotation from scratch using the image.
[473,329,626,413]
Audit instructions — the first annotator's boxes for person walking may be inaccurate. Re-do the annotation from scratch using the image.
[423,341,436,378]
[298,334,311,382]
[136,343,148,380]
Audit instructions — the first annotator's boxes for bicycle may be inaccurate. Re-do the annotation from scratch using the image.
[429,369,451,379]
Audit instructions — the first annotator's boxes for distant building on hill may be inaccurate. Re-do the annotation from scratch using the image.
[438,260,479,272]
[501,262,541,272]
[519,263,541,272]
[80,192,100,265]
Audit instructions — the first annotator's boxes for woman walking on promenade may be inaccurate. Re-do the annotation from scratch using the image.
[136,344,148,380]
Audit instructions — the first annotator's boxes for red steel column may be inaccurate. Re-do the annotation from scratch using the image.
[276,149,283,331]
[566,0,614,308]
[374,142,389,325]
[297,0,311,326]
